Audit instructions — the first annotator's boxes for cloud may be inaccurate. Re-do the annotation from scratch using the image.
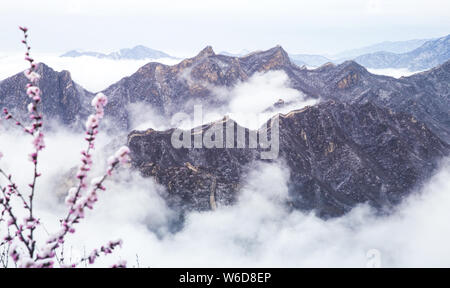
[127,103,171,131]
[226,71,318,129]
[367,67,425,78]
[0,53,181,92]
[1,120,449,268]
[172,70,318,130]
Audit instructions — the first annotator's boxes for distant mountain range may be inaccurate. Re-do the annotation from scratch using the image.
[61,45,177,60]
[334,37,434,59]
[354,34,450,70]
[61,34,450,71]
[289,35,450,70]
[2,43,449,218]
[217,35,449,70]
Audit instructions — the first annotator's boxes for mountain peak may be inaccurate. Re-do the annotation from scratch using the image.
[263,45,289,57]
[195,46,215,58]
[338,60,368,72]
[240,45,291,69]
[265,45,291,64]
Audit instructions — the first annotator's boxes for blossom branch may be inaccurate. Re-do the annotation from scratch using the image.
[0,185,33,257]
[0,168,30,210]
[0,26,130,268]
[77,239,124,267]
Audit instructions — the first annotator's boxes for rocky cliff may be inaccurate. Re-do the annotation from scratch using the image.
[0,63,93,127]
[128,101,449,218]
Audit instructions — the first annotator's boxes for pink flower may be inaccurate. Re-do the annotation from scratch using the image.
[114,146,130,164]
[85,115,99,130]
[91,93,108,119]
[0,151,3,160]
[26,86,40,97]
[65,187,78,205]
[91,93,108,108]
[88,249,99,264]
[24,70,40,83]
[32,132,45,151]
[27,103,35,113]
[28,152,37,164]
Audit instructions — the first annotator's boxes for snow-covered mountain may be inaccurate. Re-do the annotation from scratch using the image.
[61,45,177,60]
[334,37,434,59]
[353,34,450,70]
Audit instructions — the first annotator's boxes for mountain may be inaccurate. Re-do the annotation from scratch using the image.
[101,45,297,129]
[0,63,93,126]
[353,35,450,70]
[128,101,449,217]
[1,45,449,219]
[305,60,450,142]
[334,38,434,59]
[2,45,449,144]
[101,45,450,142]
[61,45,176,60]
[288,54,331,67]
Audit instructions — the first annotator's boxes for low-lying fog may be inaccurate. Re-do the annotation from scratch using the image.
[1,125,449,267]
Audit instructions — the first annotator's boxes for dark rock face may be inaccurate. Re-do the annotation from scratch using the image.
[127,120,258,212]
[0,63,93,127]
[128,101,449,218]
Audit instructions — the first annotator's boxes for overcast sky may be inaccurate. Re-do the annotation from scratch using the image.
[1,0,449,57]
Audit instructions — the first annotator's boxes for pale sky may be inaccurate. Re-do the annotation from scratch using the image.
[0,0,449,57]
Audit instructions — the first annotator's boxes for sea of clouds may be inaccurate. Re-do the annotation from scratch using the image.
[1,125,449,267]
[0,53,181,92]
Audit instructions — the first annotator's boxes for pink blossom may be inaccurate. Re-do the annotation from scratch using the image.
[90,177,103,186]
[26,86,40,98]
[91,92,108,108]
[28,152,37,164]
[0,27,126,267]
[88,249,99,264]
[85,114,99,130]
[91,93,108,120]
[27,103,35,113]
[115,146,131,164]
[9,245,20,263]
[65,187,78,205]
[0,151,3,161]
[32,132,45,151]
[24,70,40,83]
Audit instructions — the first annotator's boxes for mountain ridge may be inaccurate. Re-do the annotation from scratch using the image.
[354,34,450,70]
[0,63,93,127]
[128,100,449,217]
